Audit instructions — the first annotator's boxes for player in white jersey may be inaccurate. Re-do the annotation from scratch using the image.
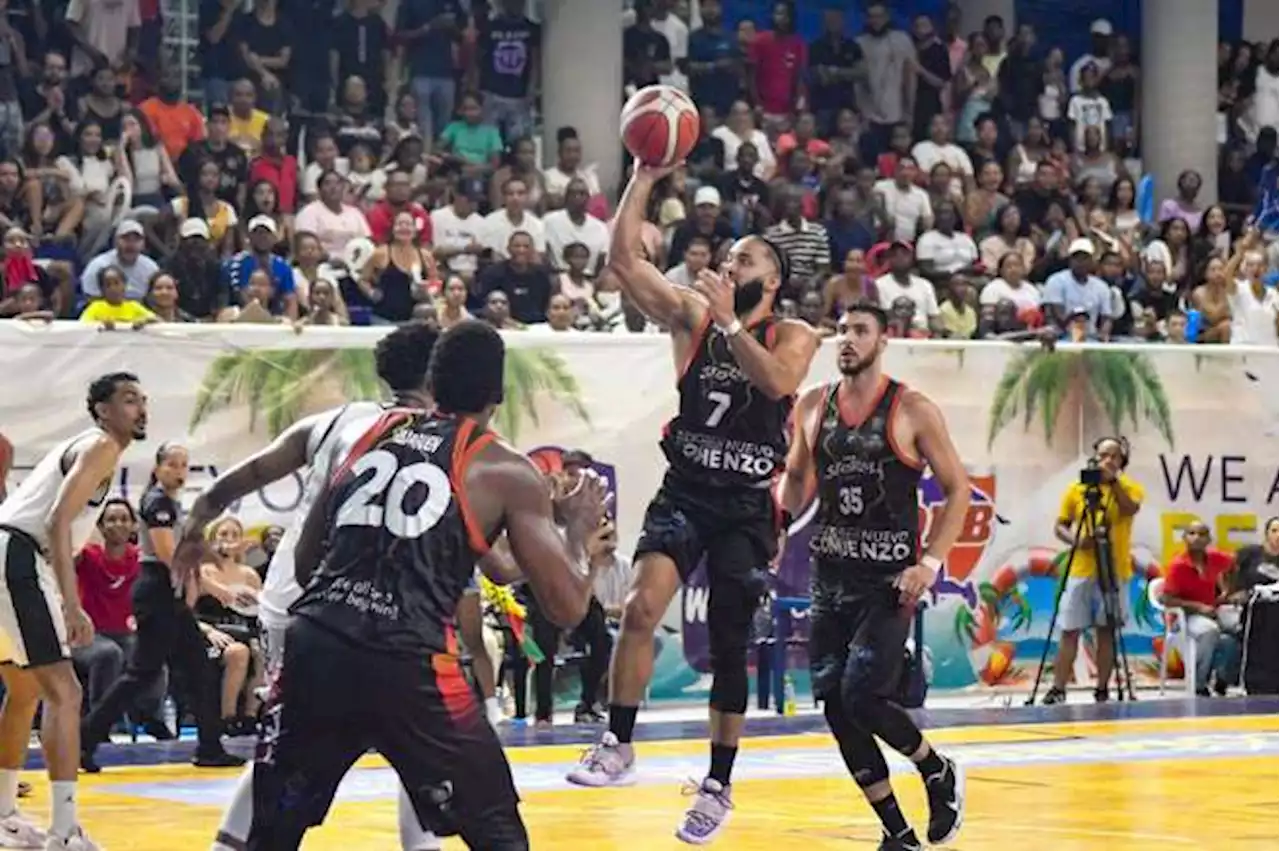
[172,324,448,851]
[0,371,147,851]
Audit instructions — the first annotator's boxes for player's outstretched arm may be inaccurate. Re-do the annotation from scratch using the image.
[470,442,606,629]
[609,163,702,332]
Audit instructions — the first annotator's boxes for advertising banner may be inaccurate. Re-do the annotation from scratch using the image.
[0,324,1275,696]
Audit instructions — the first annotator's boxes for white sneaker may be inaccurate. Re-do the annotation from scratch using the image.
[484,697,505,728]
[674,778,733,845]
[0,810,46,849]
[565,732,637,787]
[43,827,101,851]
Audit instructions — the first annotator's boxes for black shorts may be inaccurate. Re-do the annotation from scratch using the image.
[808,563,912,703]
[635,472,779,588]
[248,617,527,851]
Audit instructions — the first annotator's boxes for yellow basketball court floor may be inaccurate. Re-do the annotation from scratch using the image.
[17,708,1278,850]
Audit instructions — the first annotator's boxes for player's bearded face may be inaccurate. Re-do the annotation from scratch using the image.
[837,331,883,376]
[733,275,767,315]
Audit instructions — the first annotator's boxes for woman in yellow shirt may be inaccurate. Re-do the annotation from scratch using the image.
[172,159,238,255]
[79,265,157,329]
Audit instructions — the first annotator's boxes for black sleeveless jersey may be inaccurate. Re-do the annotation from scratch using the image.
[810,379,923,575]
[661,316,792,489]
[291,410,493,657]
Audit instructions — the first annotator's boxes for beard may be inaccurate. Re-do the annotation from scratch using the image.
[132,422,148,440]
[733,277,766,315]
[838,352,874,376]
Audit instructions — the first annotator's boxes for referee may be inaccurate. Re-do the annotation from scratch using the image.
[80,443,245,772]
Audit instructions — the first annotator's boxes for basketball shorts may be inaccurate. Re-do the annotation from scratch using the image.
[635,472,778,593]
[249,616,527,850]
[807,563,912,704]
[0,526,69,668]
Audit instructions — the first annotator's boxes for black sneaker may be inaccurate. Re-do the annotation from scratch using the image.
[193,749,247,769]
[79,748,101,774]
[1212,678,1229,697]
[574,703,605,724]
[1093,686,1109,703]
[140,718,176,741]
[924,756,965,844]
[1042,686,1067,705]
[877,830,923,850]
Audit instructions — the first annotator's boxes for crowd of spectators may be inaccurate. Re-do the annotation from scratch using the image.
[0,0,1273,345]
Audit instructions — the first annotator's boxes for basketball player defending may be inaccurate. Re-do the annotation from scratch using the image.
[778,306,967,851]
[566,161,820,844]
[246,321,606,850]
[171,323,451,851]
[0,371,148,851]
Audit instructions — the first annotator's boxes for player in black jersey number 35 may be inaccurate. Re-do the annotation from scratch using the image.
[247,322,608,851]
[779,304,970,851]
[567,160,820,846]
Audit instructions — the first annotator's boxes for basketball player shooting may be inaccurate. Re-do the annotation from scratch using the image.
[0,372,148,851]
[247,321,608,851]
[778,305,968,851]
[565,157,819,846]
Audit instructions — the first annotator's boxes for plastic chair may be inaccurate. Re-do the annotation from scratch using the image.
[1147,577,1196,697]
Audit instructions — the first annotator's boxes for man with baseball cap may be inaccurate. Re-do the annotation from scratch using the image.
[80,221,160,302]
[223,215,299,318]
[1070,19,1113,92]
[669,184,734,262]
[1042,238,1114,339]
[873,239,942,336]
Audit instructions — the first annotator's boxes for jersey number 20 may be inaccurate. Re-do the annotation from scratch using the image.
[335,449,452,538]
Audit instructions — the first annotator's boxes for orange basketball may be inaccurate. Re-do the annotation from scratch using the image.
[620,85,700,167]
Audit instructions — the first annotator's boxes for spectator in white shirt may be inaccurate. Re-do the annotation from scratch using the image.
[911,114,974,195]
[543,177,609,272]
[543,128,601,209]
[293,170,371,259]
[430,191,485,282]
[914,201,980,285]
[874,157,933,243]
[481,176,546,261]
[1068,19,1113,93]
[980,252,1043,313]
[650,0,690,91]
[712,100,776,180]
[1255,41,1280,137]
[874,240,942,334]
[1067,62,1113,151]
[588,518,633,622]
[664,234,713,289]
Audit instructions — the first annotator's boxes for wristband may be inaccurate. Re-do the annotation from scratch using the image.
[719,318,743,337]
[921,555,943,572]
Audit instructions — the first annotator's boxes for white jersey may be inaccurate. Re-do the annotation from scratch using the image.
[0,428,113,553]
[259,402,386,629]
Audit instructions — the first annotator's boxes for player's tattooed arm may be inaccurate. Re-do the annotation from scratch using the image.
[608,162,701,333]
[723,317,820,400]
[908,390,971,562]
[778,384,825,517]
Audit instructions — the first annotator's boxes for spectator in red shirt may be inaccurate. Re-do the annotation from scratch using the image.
[366,169,432,245]
[748,2,807,132]
[1160,521,1238,695]
[246,117,298,214]
[71,498,172,738]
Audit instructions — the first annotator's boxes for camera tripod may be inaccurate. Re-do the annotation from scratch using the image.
[1026,481,1137,705]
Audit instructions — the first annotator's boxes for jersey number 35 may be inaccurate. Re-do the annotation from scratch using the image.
[335,448,453,538]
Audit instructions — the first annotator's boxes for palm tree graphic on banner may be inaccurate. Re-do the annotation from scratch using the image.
[189,346,589,440]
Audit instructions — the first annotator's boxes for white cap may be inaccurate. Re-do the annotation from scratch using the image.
[1090,19,1113,35]
[116,219,144,238]
[179,218,210,239]
[1068,237,1096,256]
[694,186,722,207]
[248,214,278,235]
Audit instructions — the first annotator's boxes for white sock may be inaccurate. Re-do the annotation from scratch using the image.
[216,765,256,845]
[398,784,441,851]
[485,696,502,717]
[50,781,76,838]
[0,769,17,816]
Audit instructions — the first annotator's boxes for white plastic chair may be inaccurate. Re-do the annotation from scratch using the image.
[1147,577,1196,697]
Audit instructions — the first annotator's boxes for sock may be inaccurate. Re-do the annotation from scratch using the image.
[870,794,914,841]
[708,744,737,785]
[214,765,255,845]
[398,784,441,851]
[916,748,945,779]
[50,781,76,839]
[484,696,501,717]
[0,769,17,816]
[608,705,639,744]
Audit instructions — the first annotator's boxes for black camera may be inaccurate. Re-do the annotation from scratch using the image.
[1079,457,1103,487]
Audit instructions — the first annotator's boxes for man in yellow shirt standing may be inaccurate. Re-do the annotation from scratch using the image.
[1044,437,1144,704]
